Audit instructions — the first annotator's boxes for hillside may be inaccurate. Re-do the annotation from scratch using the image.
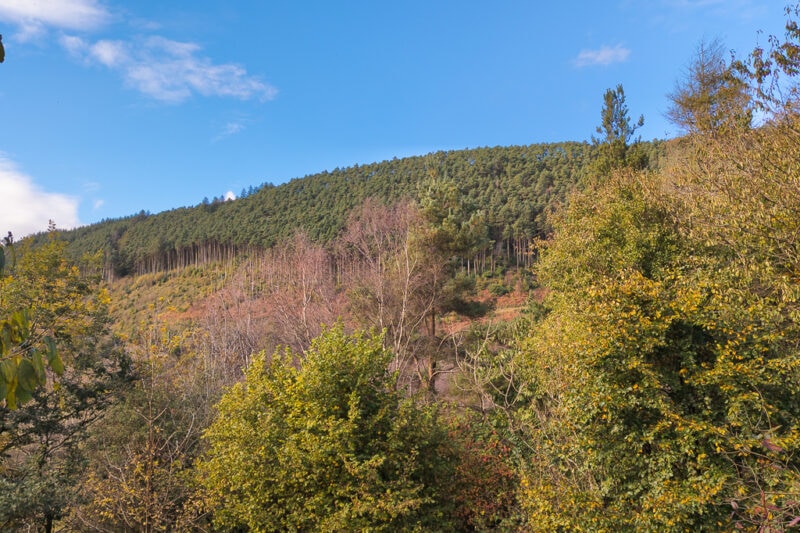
[6,4,800,529]
[39,141,663,279]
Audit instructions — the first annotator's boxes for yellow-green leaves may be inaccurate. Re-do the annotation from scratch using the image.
[520,144,800,529]
[0,310,63,409]
[198,326,456,531]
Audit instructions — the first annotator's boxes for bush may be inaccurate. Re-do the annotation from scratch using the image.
[198,326,458,531]
[488,282,510,296]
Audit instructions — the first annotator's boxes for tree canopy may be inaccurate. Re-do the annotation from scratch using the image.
[37,141,665,279]
[666,38,752,135]
[198,326,457,532]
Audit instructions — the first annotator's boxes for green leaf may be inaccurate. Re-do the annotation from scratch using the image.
[0,323,10,356]
[45,337,64,375]
[0,358,15,383]
[17,358,41,395]
[31,349,46,383]
[5,379,17,410]
[50,353,64,377]
[11,310,30,340]
[14,383,32,406]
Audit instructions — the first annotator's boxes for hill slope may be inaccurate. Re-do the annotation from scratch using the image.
[41,141,663,278]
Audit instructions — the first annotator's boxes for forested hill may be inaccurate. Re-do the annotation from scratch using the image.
[41,140,663,278]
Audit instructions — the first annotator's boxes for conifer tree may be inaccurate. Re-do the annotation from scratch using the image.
[592,84,647,173]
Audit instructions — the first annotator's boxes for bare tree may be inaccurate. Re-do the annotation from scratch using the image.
[259,232,341,353]
[339,199,446,391]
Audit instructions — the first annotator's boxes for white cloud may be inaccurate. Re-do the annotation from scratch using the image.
[0,0,109,40]
[224,190,236,201]
[574,44,631,67]
[214,120,246,142]
[90,39,128,67]
[93,198,104,209]
[61,34,278,103]
[60,34,87,55]
[0,157,80,239]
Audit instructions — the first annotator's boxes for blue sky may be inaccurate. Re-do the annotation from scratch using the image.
[0,0,789,237]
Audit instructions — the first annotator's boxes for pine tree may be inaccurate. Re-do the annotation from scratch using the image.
[592,84,646,174]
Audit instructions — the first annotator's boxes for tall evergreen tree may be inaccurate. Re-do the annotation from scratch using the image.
[592,84,647,173]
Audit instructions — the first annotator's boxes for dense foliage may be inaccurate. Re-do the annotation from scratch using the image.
[519,167,800,529]
[39,141,663,278]
[0,236,64,409]
[513,11,800,528]
[5,4,800,531]
[198,326,457,532]
[0,236,129,531]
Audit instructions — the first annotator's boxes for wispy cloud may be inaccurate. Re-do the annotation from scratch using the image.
[61,34,278,103]
[0,156,80,238]
[83,182,104,210]
[0,0,109,40]
[82,180,102,193]
[574,44,631,67]
[214,120,247,142]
